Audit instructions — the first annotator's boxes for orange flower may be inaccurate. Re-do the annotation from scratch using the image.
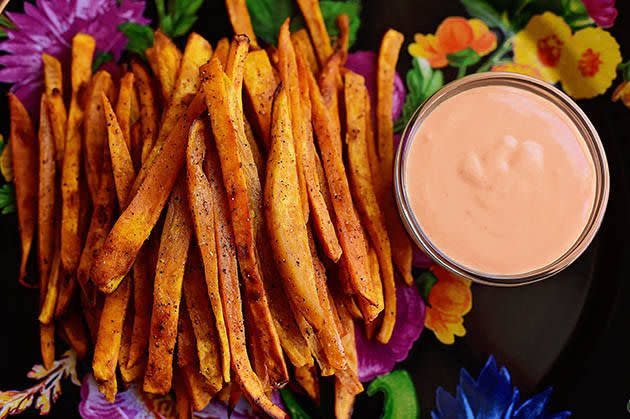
[424,265,472,344]
[409,17,497,68]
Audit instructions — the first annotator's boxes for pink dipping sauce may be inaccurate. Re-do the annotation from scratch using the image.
[405,85,596,276]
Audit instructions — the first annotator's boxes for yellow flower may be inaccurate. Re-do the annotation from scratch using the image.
[513,12,572,83]
[558,27,622,99]
[491,62,544,79]
[408,17,497,69]
[424,265,472,345]
[612,81,630,109]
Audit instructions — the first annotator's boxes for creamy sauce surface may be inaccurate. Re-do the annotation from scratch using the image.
[405,85,596,275]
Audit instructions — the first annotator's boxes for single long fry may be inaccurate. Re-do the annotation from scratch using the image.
[42,53,67,165]
[186,119,230,383]
[243,50,278,150]
[61,33,95,275]
[154,29,182,102]
[119,301,145,383]
[296,0,333,65]
[296,365,320,402]
[265,85,326,333]
[377,29,413,285]
[103,94,136,207]
[127,243,153,370]
[319,52,343,151]
[93,278,131,383]
[9,94,37,287]
[39,249,60,324]
[37,96,57,299]
[345,71,395,342]
[206,145,286,419]
[90,93,205,293]
[277,20,308,219]
[174,370,192,418]
[295,36,342,262]
[182,250,223,393]
[306,67,380,312]
[132,33,212,195]
[116,72,135,149]
[132,61,160,164]
[202,58,288,387]
[225,0,258,48]
[292,29,319,73]
[40,323,55,370]
[144,182,192,394]
[84,70,115,202]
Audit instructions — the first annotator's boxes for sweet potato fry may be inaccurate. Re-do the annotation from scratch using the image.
[93,277,131,383]
[76,165,115,300]
[60,308,89,360]
[119,301,145,383]
[133,33,212,194]
[243,117,265,176]
[61,33,95,276]
[292,29,319,73]
[319,52,343,151]
[344,71,395,342]
[90,93,205,294]
[177,302,196,369]
[205,147,286,419]
[357,245,384,324]
[364,92,382,196]
[186,119,230,383]
[225,0,258,48]
[377,30,413,286]
[39,249,60,325]
[265,84,326,333]
[116,72,135,150]
[182,249,224,392]
[40,323,55,370]
[42,53,67,165]
[37,96,57,300]
[8,94,37,287]
[335,14,350,63]
[306,67,379,310]
[293,32,342,262]
[84,70,115,202]
[145,46,160,80]
[296,0,333,65]
[127,244,153,371]
[144,182,192,394]
[181,365,215,412]
[277,21,308,218]
[132,61,160,164]
[202,57,288,387]
[214,37,230,68]
[243,50,278,150]
[103,94,136,207]
[154,29,182,102]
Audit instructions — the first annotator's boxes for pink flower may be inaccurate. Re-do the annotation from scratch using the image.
[583,0,617,28]
[0,0,149,112]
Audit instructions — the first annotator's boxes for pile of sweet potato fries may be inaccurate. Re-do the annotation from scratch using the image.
[7,1,413,417]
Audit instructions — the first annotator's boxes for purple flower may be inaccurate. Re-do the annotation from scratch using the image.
[582,0,617,28]
[356,284,426,382]
[0,0,149,112]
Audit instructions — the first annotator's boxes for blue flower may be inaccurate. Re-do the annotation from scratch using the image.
[432,356,571,419]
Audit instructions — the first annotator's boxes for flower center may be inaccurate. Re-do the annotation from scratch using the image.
[577,48,602,77]
[536,35,564,67]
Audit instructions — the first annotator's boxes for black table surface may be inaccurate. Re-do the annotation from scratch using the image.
[1,1,630,418]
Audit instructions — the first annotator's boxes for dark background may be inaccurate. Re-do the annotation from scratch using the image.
[1,0,630,418]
